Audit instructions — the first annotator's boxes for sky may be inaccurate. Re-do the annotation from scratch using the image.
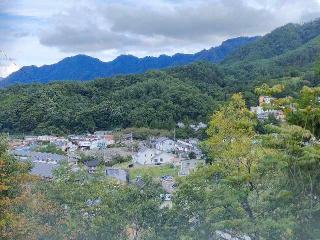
[1,0,320,77]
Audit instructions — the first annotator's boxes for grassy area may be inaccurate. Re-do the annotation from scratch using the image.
[35,143,66,155]
[113,161,179,181]
[129,164,178,181]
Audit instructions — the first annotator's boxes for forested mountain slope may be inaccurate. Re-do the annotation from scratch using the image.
[224,19,320,63]
[0,37,258,88]
[0,63,227,134]
[1,20,320,134]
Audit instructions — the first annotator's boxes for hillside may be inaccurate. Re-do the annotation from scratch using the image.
[0,37,258,88]
[0,62,228,134]
[2,19,320,134]
[224,19,320,63]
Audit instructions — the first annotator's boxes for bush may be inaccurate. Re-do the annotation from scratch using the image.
[106,155,132,167]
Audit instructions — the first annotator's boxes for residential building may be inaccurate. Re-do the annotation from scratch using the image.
[190,122,207,131]
[106,168,129,183]
[90,139,108,150]
[132,147,176,165]
[84,160,101,174]
[153,137,176,153]
[12,150,65,179]
[250,106,285,121]
[259,96,275,105]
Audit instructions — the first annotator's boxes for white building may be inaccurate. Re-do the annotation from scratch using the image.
[133,148,176,165]
[37,135,56,142]
[190,122,207,131]
[78,141,91,150]
[153,137,176,153]
[250,106,285,121]
[90,139,108,150]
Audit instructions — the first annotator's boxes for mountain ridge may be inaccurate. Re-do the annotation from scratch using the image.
[0,36,259,88]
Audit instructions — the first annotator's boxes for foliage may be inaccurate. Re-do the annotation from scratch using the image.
[2,92,320,239]
[35,143,66,155]
[0,135,32,239]
[287,86,320,137]
[106,155,132,167]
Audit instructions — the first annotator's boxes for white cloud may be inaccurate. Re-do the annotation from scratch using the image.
[38,0,320,53]
[1,0,320,76]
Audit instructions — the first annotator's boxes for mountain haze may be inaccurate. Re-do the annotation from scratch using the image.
[0,37,259,87]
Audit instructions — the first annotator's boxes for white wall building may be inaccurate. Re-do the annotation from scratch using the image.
[133,148,175,165]
[154,137,176,153]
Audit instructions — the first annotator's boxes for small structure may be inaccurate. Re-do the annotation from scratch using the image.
[90,139,108,150]
[153,137,176,153]
[78,141,91,150]
[135,176,145,188]
[251,95,285,122]
[84,160,101,174]
[190,122,207,131]
[106,167,129,183]
[250,106,285,121]
[30,162,59,179]
[259,96,275,105]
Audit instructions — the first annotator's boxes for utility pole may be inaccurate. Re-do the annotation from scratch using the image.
[131,132,133,154]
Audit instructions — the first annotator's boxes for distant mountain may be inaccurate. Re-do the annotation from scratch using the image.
[0,36,259,87]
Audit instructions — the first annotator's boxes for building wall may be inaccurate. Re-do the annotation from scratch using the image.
[151,152,175,164]
[133,149,157,165]
[155,139,175,152]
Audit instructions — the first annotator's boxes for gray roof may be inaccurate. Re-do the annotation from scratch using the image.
[84,160,101,167]
[30,162,59,178]
[12,150,65,179]
[12,150,65,162]
[153,137,172,144]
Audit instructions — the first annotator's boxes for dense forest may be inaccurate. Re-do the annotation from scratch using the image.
[2,19,320,134]
[1,89,320,239]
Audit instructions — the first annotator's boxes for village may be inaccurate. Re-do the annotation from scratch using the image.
[8,95,287,202]
[9,123,209,200]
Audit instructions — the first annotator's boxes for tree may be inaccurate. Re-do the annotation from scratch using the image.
[0,135,31,239]
[287,86,320,136]
[255,83,284,96]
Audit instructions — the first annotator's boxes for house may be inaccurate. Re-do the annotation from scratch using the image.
[132,147,176,165]
[90,139,108,150]
[175,139,202,158]
[12,150,65,179]
[30,163,59,179]
[106,168,129,183]
[78,141,91,150]
[24,136,38,142]
[37,135,56,142]
[94,131,112,136]
[84,160,101,174]
[259,96,275,105]
[104,134,115,145]
[250,106,285,122]
[190,122,207,131]
[153,137,176,153]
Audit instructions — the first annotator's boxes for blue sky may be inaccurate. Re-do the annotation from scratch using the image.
[1,0,320,77]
